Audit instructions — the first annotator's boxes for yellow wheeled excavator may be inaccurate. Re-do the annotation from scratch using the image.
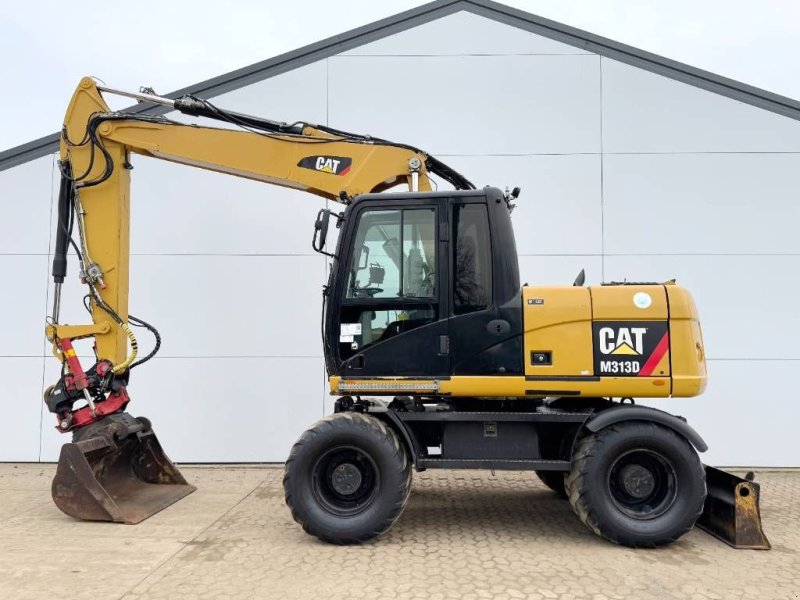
[44,77,769,549]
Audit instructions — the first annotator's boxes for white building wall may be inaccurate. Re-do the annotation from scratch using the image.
[2,10,798,465]
[0,155,55,461]
[600,58,800,466]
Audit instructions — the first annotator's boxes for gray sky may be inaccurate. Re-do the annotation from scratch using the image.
[1,0,798,151]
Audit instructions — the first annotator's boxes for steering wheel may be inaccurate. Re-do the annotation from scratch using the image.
[353,287,383,298]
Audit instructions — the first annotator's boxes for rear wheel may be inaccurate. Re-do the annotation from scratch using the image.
[565,421,705,547]
[283,413,411,544]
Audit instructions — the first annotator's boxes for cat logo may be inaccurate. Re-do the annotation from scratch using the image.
[592,321,670,377]
[297,155,353,176]
[598,326,647,356]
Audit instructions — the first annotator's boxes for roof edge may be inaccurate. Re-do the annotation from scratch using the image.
[0,132,61,171]
[3,0,800,172]
[465,0,800,121]
[166,0,464,99]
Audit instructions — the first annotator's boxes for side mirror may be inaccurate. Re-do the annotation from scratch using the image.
[312,209,336,257]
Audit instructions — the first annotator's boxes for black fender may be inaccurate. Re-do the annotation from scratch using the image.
[369,408,423,466]
[584,405,708,453]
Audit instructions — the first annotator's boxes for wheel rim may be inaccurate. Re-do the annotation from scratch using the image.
[607,448,677,520]
[311,446,380,516]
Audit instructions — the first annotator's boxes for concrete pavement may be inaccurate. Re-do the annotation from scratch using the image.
[0,464,797,600]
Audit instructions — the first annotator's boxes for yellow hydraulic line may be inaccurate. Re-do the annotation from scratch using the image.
[112,322,138,374]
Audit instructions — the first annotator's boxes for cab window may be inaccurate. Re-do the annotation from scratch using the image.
[346,208,436,300]
[453,204,492,314]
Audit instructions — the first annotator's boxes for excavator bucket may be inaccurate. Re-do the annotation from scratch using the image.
[697,466,770,550]
[51,416,196,524]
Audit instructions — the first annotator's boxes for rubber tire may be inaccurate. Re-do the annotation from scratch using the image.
[565,421,706,548]
[536,471,567,498]
[283,412,412,544]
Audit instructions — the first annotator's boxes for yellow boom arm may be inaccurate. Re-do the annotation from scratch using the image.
[48,77,465,368]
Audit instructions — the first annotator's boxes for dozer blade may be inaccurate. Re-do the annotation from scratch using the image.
[697,466,770,550]
[51,416,196,524]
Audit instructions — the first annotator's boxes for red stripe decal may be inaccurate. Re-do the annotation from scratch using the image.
[638,332,669,377]
[339,165,351,176]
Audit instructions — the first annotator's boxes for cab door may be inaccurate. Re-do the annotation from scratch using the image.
[334,198,450,377]
[447,199,524,375]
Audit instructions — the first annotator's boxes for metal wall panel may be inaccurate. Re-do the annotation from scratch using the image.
[602,58,800,153]
[162,61,328,131]
[0,358,44,461]
[342,11,591,56]
[441,154,602,255]
[328,55,601,155]
[127,157,327,256]
[0,157,53,463]
[126,255,326,358]
[519,255,603,288]
[603,153,800,255]
[0,155,54,254]
[640,360,800,467]
[40,357,325,462]
[604,255,800,360]
[0,255,49,357]
[210,61,328,123]
[40,253,326,363]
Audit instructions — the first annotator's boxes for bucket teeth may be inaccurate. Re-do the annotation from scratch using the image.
[51,414,196,524]
[697,465,771,550]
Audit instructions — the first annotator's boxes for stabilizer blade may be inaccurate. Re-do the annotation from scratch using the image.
[697,466,770,550]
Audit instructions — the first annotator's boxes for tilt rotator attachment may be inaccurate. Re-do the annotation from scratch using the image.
[44,339,195,524]
[697,466,771,550]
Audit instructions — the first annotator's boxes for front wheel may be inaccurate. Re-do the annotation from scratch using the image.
[565,421,706,547]
[536,470,567,498]
[283,413,411,544]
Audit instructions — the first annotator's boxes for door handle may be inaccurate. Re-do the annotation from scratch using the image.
[486,319,511,335]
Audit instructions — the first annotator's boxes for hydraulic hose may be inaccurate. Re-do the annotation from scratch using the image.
[111,322,138,374]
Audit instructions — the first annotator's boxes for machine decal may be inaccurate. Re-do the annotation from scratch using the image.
[638,331,670,376]
[298,155,353,176]
[340,323,361,344]
[341,323,362,336]
[593,321,669,377]
[633,292,652,309]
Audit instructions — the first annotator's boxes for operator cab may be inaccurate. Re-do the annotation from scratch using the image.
[318,187,523,378]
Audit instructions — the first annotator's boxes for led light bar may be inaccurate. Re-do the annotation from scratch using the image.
[338,380,439,392]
